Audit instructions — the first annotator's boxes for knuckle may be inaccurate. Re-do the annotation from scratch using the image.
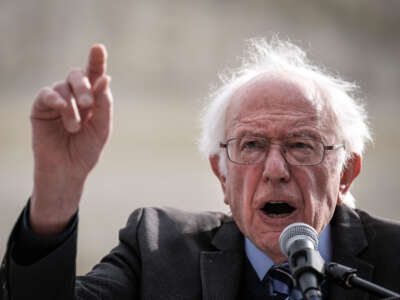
[69,67,83,75]
[67,69,91,94]
[53,81,71,99]
[52,80,66,90]
[37,86,52,99]
[75,82,90,95]
[67,68,83,82]
[46,92,59,103]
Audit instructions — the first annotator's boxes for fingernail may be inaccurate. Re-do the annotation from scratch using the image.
[67,119,81,133]
[79,93,93,107]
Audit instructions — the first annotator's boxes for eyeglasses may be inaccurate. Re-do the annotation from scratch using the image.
[220,136,344,166]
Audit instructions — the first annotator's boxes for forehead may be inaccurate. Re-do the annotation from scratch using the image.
[225,74,334,139]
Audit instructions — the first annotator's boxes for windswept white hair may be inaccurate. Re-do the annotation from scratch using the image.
[199,37,372,208]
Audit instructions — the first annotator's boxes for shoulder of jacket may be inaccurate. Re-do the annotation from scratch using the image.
[125,206,232,234]
[355,207,400,244]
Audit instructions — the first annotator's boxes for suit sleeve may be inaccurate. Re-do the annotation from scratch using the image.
[1,206,145,300]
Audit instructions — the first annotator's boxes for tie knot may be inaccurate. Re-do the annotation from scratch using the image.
[264,263,296,299]
[268,263,295,289]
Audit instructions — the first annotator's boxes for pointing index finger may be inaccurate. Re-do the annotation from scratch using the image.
[86,44,107,85]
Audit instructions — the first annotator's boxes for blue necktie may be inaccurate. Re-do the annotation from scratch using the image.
[264,263,303,300]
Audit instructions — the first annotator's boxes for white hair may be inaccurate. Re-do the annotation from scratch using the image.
[199,37,372,208]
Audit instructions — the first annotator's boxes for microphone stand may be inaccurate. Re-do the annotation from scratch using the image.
[280,223,400,299]
[288,248,400,299]
[324,262,400,299]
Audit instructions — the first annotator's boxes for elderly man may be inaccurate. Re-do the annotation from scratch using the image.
[1,38,399,300]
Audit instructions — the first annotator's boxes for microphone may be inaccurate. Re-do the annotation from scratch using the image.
[279,223,325,300]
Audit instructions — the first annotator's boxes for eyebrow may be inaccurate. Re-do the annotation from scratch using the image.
[286,130,322,140]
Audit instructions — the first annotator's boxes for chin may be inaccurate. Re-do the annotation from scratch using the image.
[254,230,281,253]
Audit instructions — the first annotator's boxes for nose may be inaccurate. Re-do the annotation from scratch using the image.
[262,144,290,183]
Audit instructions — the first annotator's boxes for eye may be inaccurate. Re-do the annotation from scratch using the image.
[293,142,311,149]
[240,138,265,151]
[286,139,315,150]
[243,140,258,149]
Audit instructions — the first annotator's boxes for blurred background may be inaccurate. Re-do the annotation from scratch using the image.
[1,0,399,274]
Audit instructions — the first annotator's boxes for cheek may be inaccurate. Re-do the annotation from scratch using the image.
[299,164,341,230]
[302,165,338,202]
[225,165,263,224]
[226,164,261,201]
[318,166,341,207]
[242,167,264,204]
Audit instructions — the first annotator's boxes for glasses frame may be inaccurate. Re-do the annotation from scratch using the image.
[219,136,344,166]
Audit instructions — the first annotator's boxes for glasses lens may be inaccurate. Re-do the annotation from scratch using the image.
[228,137,267,164]
[283,138,324,165]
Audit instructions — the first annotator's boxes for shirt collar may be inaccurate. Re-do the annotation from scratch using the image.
[245,223,332,280]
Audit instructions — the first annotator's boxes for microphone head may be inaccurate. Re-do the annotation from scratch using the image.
[279,222,319,257]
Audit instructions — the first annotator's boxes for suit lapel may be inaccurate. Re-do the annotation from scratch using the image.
[329,205,374,300]
[200,220,244,300]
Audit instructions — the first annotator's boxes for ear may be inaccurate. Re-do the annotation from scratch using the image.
[209,155,228,204]
[338,153,361,205]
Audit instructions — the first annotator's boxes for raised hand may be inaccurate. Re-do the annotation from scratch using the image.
[29,45,113,235]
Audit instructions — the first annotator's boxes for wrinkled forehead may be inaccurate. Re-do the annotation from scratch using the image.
[225,73,336,137]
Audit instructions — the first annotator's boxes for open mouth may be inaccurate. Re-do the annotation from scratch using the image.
[261,202,296,218]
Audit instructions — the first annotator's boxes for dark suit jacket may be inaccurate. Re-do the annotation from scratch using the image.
[1,204,400,300]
